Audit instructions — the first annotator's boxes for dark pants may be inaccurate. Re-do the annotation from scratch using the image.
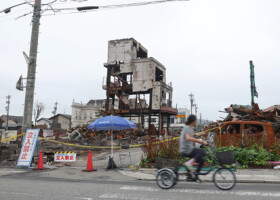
[181,148,206,173]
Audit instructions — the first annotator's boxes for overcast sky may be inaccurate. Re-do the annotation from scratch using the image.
[0,0,280,121]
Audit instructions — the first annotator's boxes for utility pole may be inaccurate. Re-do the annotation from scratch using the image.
[194,104,198,116]
[22,0,41,134]
[249,60,258,109]
[189,93,194,115]
[199,113,202,131]
[5,95,11,131]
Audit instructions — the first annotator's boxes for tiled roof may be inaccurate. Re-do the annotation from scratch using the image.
[0,115,23,124]
[49,114,71,120]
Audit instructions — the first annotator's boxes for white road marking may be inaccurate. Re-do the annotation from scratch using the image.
[120,186,280,198]
[0,171,26,173]
[99,193,160,200]
[0,191,39,197]
[0,191,82,199]
[121,186,161,192]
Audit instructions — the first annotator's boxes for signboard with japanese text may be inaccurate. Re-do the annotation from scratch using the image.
[16,129,40,169]
[55,152,76,162]
[176,114,186,118]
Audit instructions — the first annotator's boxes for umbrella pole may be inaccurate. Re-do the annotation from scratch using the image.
[111,130,113,158]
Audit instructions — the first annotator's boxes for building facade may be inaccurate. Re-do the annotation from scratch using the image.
[49,114,71,130]
[103,38,177,135]
[71,99,109,128]
[143,108,190,131]
[36,118,51,127]
[0,115,23,130]
[0,118,4,129]
[170,108,190,130]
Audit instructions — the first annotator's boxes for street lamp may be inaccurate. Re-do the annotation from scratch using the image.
[77,6,99,11]
[0,2,27,14]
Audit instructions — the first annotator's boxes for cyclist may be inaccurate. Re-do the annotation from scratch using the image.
[180,115,208,179]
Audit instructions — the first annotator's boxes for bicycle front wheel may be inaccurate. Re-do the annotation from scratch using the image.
[213,168,236,190]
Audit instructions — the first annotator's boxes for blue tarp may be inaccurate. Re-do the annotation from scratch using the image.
[87,115,136,131]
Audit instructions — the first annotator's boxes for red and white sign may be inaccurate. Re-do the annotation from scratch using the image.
[55,153,76,162]
[17,129,40,167]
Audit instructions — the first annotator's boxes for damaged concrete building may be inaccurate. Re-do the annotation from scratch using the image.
[103,38,177,135]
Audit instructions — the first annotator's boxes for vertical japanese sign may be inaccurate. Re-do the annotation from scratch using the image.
[16,129,40,169]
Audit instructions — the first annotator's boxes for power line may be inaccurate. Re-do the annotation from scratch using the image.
[15,12,33,20]
[0,2,27,14]
[0,7,31,19]
[1,0,188,20]
[61,0,188,10]
[41,0,189,16]
[0,0,57,15]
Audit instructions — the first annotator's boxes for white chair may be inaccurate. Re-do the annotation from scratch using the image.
[118,138,132,168]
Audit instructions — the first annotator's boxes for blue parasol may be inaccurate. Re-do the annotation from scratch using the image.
[88,115,136,159]
[88,115,136,131]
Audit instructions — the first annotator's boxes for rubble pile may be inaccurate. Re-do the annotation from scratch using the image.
[39,127,148,147]
[223,104,280,137]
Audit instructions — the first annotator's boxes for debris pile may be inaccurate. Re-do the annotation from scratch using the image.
[222,104,280,138]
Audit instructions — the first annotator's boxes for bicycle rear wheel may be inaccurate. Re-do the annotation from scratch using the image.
[213,168,236,190]
[156,169,176,189]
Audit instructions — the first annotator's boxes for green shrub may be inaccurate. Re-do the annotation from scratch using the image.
[140,138,280,168]
[207,145,279,168]
[140,138,180,165]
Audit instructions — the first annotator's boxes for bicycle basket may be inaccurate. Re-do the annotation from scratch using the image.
[216,151,235,165]
[155,158,179,169]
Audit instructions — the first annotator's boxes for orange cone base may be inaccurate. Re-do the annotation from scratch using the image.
[82,169,97,172]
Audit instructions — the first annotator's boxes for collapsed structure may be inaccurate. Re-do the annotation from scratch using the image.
[220,104,280,138]
[103,38,177,135]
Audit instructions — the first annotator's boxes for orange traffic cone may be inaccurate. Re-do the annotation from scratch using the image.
[82,150,97,172]
[33,150,46,171]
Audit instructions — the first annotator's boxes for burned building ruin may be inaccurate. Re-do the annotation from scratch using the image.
[103,38,178,135]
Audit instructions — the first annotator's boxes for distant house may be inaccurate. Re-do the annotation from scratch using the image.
[49,114,71,130]
[264,105,280,117]
[264,105,280,123]
[0,115,23,130]
[0,118,4,129]
[36,118,51,127]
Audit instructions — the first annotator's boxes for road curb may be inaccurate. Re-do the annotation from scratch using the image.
[119,169,280,184]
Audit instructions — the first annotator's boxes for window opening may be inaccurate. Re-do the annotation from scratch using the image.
[155,67,163,82]
[244,124,264,134]
[222,124,240,134]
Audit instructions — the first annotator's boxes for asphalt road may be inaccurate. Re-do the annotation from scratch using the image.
[1,172,280,200]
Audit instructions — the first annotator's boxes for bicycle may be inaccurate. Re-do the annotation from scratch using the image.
[156,141,236,190]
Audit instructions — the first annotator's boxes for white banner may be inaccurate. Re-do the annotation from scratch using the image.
[43,129,53,137]
[54,153,76,162]
[17,129,40,168]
